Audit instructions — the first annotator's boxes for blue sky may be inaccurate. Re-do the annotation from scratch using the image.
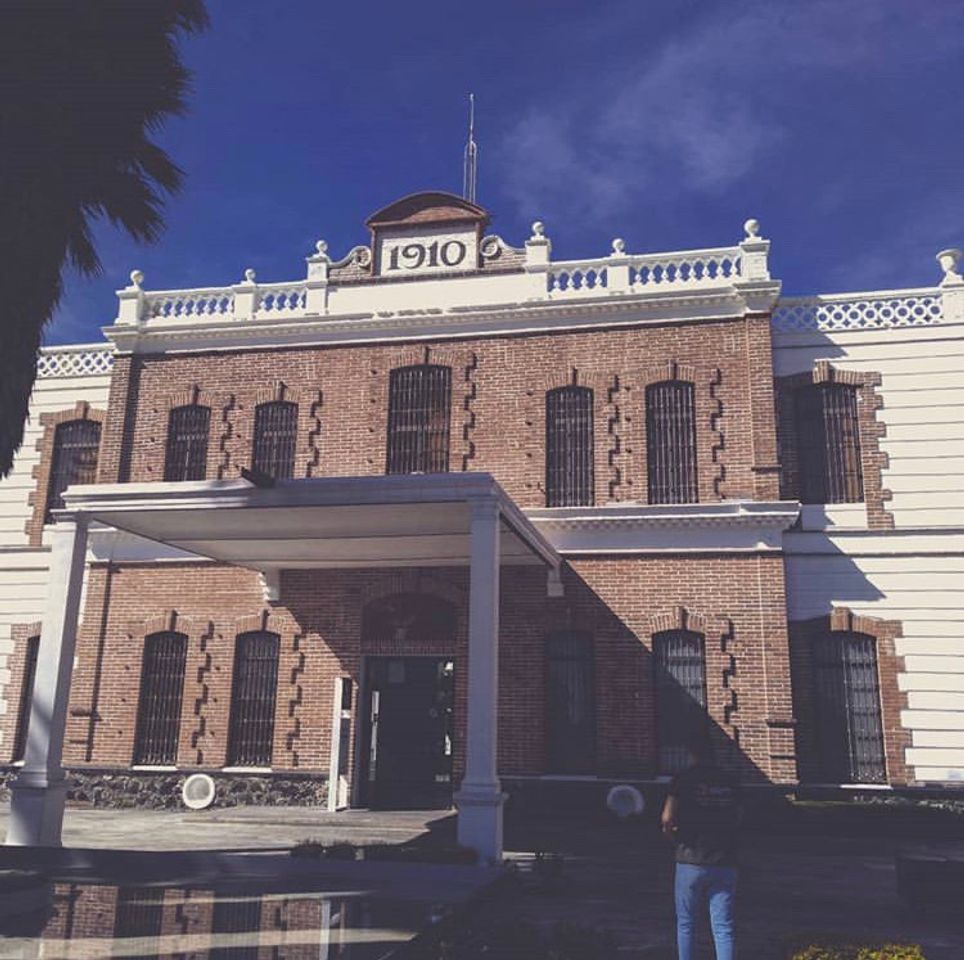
[49,0,964,344]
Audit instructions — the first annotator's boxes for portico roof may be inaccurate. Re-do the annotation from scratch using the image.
[61,473,560,572]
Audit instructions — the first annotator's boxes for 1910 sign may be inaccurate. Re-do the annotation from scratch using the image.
[376,226,477,277]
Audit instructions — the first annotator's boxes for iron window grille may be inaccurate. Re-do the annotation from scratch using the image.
[386,365,452,474]
[164,403,210,481]
[132,631,188,766]
[226,631,280,767]
[646,381,698,504]
[653,629,708,774]
[252,400,298,479]
[12,635,40,762]
[812,631,886,784]
[113,886,164,954]
[45,419,101,521]
[546,631,596,773]
[545,386,594,507]
[794,383,863,503]
[210,895,262,959]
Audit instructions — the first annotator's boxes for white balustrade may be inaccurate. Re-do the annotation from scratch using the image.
[37,346,114,379]
[256,284,307,316]
[628,248,742,291]
[145,288,235,319]
[772,291,944,332]
[547,261,608,294]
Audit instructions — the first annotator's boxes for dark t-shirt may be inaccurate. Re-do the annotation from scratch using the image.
[668,763,742,867]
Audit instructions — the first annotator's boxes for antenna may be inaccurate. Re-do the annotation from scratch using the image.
[463,93,478,204]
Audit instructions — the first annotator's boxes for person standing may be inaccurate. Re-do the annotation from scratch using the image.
[660,734,742,960]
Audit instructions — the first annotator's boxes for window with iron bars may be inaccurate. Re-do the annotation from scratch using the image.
[12,635,40,762]
[812,632,886,784]
[653,629,708,774]
[546,630,596,773]
[226,632,280,767]
[164,404,210,481]
[646,381,698,504]
[386,365,451,474]
[45,419,101,522]
[113,887,164,951]
[794,383,863,503]
[132,632,188,766]
[210,895,263,959]
[545,386,594,507]
[252,400,298,479]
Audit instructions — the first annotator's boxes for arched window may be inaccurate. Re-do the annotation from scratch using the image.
[794,383,863,503]
[812,632,885,783]
[133,631,188,766]
[386,365,451,474]
[545,386,594,507]
[45,419,101,521]
[252,400,298,479]
[12,635,40,762]
[646,381,698,504]
[546,631,595,773]
[226,631,280,767]
[164,404,210,481]
[653,629,707,773]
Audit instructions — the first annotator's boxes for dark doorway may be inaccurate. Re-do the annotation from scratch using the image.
[362,657,455,809]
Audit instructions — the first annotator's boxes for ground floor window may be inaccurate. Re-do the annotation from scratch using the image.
[12,634,41,762]
[545,631,595,773]
[226,631,280,767]
[812,632,886,783]
[653,629,708,774]
[133,631,188,766]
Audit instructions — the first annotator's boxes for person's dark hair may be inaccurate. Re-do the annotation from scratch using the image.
[687,728,714,765]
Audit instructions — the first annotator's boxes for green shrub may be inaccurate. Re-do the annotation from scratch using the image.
[788,942,926,960]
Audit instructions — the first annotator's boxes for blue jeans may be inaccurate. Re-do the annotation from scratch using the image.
[674,862,737,960]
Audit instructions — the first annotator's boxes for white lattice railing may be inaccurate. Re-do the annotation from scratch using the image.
[145,287,236,319]
[37,345,114,378]
[772,289,944,332]
[629,247,742,290]
[256,283,307,316]
[547,261,609,294]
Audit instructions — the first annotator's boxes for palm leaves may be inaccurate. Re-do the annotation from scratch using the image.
[0,1,208,476]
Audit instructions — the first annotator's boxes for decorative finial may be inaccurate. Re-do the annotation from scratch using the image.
[937,248,963,284]
[530,220,545,240]
[612,237,626,255]
[315,239,328,257]
[129,269,144,289]
[243,267,256,284]
[743,218,760,240]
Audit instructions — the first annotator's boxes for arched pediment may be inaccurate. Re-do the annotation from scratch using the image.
[366,191,489,230]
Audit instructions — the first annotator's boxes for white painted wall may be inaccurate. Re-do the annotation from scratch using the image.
[775,309,964,785]
[0,349,110,748]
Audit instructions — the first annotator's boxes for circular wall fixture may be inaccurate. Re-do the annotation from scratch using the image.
[606,784,645,819]
[181,773,216,811]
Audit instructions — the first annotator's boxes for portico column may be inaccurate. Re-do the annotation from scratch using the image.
[7,514,90,846]
[455,497,505,863]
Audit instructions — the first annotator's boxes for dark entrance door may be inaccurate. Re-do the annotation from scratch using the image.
[363,657,454,809]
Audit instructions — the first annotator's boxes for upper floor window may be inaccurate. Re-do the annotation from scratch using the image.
[653,629,707,774]
[646,380,698,504]
[545,386,594,507]
[252,401,298,479]
[794,383,863,503]
[386,365,451,474]
[546,630,595,773]
[164,404,210,481]
[45,419,101,521]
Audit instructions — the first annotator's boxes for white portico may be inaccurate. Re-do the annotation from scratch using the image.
[6,473,561,863]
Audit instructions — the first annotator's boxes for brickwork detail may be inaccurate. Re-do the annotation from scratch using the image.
[25,402,106,546]
[776,362,893,528]
[789,607,910,785]
[2,621,43,760]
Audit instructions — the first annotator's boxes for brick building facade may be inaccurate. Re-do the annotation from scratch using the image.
[4,192,964,854]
